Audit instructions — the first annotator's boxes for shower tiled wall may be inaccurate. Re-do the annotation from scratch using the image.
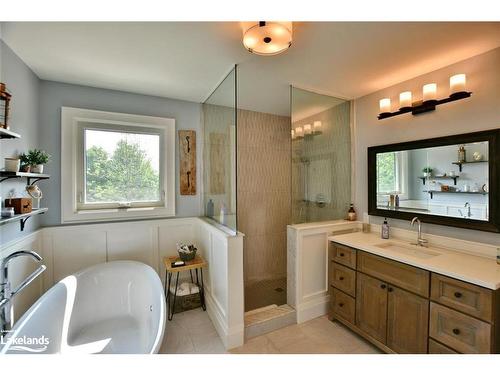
[237,109,291,310]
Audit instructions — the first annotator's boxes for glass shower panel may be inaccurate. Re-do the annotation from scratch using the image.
[202,66,237,232]
[291,87,351,223]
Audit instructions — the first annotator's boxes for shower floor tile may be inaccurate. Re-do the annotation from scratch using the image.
[245,277,287,312]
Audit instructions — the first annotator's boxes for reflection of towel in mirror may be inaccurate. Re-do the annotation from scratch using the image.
[169,282,200,296]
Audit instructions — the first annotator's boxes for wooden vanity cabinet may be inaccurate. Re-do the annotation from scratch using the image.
[386,285,429,353]
[356,271,429,353]
[356,272,388,344]
[329,241,500,354]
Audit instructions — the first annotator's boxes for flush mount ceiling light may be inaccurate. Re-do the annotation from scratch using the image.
[242,21,292,56]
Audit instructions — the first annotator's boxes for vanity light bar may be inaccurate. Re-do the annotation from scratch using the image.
[378,74,472,120]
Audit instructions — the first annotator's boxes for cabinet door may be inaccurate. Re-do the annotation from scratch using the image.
[356,272,388,344]
[387,286,429,353]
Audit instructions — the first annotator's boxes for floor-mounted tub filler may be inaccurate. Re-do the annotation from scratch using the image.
[1,261,166,354]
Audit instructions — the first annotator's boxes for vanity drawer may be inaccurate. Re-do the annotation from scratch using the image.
[357,251,430,297]
[331,243,357,269]
[331,262,356,297]
[429,302,491,354]
[332,288,355,324]
[431,273,493,322]
[428,339,459,354]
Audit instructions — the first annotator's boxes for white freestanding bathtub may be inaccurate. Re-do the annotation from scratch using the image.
[1,261,166,354]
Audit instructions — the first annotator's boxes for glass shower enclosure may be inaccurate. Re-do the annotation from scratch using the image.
[202,66,238,232]
[291,87,352,223]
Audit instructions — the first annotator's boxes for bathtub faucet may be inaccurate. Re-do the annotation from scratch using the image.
[0,251,46,336]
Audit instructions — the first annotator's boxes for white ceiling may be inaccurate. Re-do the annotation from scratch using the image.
[2,22,500,116]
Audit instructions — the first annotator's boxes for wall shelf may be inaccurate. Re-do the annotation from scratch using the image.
[0,171,50,185]
[423,190,488,199]
[0,128,21,139]
[419,175,459,185]
[452,160,488,172]
[0,208,48,231]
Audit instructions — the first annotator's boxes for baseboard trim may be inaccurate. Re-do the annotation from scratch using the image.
[205,291,244,350]
[296,295,329,323]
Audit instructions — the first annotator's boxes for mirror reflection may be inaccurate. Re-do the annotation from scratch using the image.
[376,142,489,220]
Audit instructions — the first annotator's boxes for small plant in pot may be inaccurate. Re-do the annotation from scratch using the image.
[25,149,51,173]
[422,167,433,178]
[19,153,31,172]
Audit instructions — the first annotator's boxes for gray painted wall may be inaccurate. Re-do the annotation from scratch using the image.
[39,81,203,226]
[354,47,500,245]
[0,41,41,245]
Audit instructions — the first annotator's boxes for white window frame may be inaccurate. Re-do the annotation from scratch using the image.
[61,107,175,223]
[377,151,409,200]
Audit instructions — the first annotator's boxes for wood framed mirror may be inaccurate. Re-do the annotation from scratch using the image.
[368,129,500,232]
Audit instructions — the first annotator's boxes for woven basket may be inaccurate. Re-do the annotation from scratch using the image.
[178,248,197,262]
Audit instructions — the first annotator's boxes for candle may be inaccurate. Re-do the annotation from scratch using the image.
[450,74,466,95]
[291,129,295,139]
[295,126,303,137]
[313,121,322,132]
[304,124,312,135]
[379,98,391,113]
[399,91,412,109]
[423,83,437,102]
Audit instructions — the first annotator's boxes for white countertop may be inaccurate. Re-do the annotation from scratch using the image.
[329,231,500,290]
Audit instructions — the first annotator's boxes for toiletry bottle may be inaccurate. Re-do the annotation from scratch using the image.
[207,199,214,217]
[395,194,399,208]
[347,203,357,221]
[381,218,390,239]
[497,248,500,265]
[458,145,466,163]
[220,203,227,225]
[389,194,395,207]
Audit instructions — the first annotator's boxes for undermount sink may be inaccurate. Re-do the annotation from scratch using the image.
[374,242,441,259]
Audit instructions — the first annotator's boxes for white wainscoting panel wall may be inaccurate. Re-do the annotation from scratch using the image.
[287,220,361,323]
[1,217,244,350]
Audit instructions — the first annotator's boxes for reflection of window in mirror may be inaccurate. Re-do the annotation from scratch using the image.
[376,151,408,205]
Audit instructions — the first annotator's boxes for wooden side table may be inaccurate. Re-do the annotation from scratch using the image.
[163,255,207,320]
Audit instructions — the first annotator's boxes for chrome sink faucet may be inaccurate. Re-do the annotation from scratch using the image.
[410,217,428,247]
[0,250,46,335]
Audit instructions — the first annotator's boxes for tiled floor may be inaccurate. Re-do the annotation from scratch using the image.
[159,308,227,354]
[159,308,381,354]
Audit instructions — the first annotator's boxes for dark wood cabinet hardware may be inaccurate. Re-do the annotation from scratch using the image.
[380,284,386,289]
[452,328,460,335]
[454,292,462,298]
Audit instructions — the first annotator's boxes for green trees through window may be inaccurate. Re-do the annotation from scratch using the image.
[85,139,160,203]
[377,152,397,194]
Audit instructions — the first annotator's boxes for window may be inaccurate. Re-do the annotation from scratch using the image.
[376,151,408,199]
[61,107,175,223]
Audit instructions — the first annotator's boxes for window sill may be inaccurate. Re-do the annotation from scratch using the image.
[62,206,175,224]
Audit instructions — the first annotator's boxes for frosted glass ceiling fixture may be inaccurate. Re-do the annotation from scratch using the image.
[242,21,292,56]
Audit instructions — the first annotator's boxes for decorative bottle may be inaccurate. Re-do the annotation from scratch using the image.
[347,203,357,221]
[458,145,466,163]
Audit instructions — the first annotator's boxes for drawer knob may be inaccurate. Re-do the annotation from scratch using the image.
[454,292,462,298]
[388,287,394,292]
[339,276,345,281]
[339,253,345,257]
[452,328,460,335]
[339,303,344,307]
[380,284,386,289]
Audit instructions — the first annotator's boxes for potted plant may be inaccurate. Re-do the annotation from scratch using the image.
[422,166,433,177]
[19,153,31,172]
[26,149,51,173]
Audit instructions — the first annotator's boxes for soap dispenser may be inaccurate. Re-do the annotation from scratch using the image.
[381,218,390,239]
